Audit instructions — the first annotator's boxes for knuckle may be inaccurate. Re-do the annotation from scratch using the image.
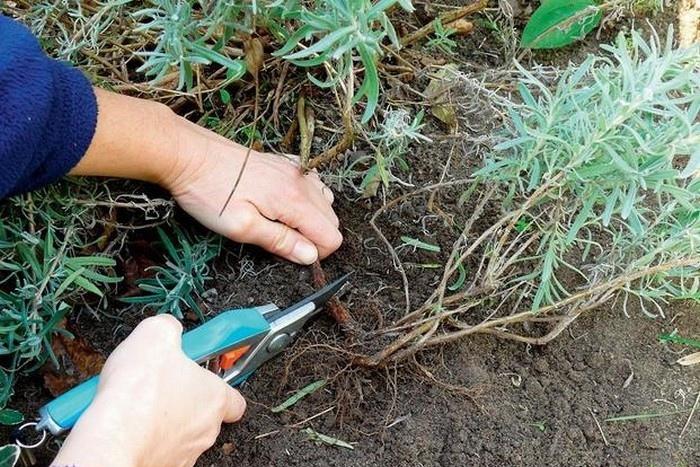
[272,225,293,254]
[207,425,223,446]
[231,205,256,237]
[285,184,304,202]
[139,315,182,338]
[330,230,343,250]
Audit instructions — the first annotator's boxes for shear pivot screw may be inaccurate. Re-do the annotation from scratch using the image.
[267,334,291,353]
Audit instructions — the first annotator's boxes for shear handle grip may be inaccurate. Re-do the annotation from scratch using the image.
[38,308,271,435]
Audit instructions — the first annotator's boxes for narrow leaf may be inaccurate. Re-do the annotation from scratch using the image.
[271,380,326,413]
[304,428,354,450]
[0,408,23,425]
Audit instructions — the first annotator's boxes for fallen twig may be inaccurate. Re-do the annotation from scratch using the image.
[680,391,700,439]
[400,0,487,47]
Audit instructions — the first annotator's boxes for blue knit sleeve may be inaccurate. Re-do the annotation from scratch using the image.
[0,15,98,199]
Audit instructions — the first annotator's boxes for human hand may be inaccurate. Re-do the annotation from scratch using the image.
[162,113,342,265]
[52,315,246,467]
[70,89,342,265]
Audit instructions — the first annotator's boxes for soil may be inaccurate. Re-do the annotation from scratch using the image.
[3,2,699,467]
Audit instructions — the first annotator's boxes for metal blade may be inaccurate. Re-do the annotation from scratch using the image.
[263,272,352,324]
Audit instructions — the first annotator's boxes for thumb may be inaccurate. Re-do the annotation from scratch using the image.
[223,202,319,265]
[222,387,247,423]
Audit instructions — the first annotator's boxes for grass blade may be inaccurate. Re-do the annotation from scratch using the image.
[271,380,326,413]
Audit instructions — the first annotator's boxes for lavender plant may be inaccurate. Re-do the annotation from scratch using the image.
[362,28,700,365]
[274,0,415,122]
[133,0,248,89]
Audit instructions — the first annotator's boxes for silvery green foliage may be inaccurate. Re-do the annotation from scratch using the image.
[359,109,429,195]
[133,0,250,89]
[274,0,415,123]
[478,28,700,315]
[25,0,132,61]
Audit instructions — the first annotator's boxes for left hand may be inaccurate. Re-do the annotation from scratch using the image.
[70,89,343,264]
[162,112,342,265]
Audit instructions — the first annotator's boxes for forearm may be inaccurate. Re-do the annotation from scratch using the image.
[69,89,186,188]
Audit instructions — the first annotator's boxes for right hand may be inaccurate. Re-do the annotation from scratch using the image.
[52,315,246,467]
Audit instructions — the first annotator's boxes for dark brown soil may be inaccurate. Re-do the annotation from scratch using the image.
[4,3,699,467]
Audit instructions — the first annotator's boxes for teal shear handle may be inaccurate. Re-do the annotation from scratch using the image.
[37,307,271,435]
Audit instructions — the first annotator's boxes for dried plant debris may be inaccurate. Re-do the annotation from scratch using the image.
[271,380,326,413]
[303,428,354,450]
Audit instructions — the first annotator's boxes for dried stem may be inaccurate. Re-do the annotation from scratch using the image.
[400,0,488,47]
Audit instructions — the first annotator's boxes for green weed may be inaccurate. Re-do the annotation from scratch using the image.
[426,18,457,55]
[521,0,664,50]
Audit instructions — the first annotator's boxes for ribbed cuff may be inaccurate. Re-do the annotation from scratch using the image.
[27,60,98,191]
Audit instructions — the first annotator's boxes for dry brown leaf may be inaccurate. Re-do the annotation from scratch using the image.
[244,37,264,78]
[449,19,474,36]
[42,322,107,396]
[424,64,459,131]
[677,352,700,366]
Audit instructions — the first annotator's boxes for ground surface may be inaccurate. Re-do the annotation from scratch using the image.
[3,2,699,466]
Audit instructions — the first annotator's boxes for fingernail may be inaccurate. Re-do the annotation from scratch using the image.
[292,241,318,264]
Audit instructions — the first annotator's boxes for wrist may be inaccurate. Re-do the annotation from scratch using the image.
[69,89,189,191]
[53,392,142,467]
[158,114,247,196]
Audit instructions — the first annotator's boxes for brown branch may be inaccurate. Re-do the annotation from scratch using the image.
[363,257,700,366]
[307,71,355,170]
[297,96,315,171]
[400,0,488,47]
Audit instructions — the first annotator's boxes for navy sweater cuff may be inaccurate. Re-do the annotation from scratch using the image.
[0,15,99,198]
[25,61,98,193]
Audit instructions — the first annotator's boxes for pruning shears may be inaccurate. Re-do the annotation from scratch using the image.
[33,273,351,436]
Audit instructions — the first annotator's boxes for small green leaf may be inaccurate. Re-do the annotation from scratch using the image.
[271,380,326,413]
[55,267,86,297]
[0,444,20,466]
[521,0,602,49]
[658,332,700,350]
[447,263,467,292]
[0,408,24,426]
[220,89,231,105]
[680,149,700,178]
[400,236,441,253]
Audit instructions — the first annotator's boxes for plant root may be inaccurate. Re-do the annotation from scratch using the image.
[311,260,355,331]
